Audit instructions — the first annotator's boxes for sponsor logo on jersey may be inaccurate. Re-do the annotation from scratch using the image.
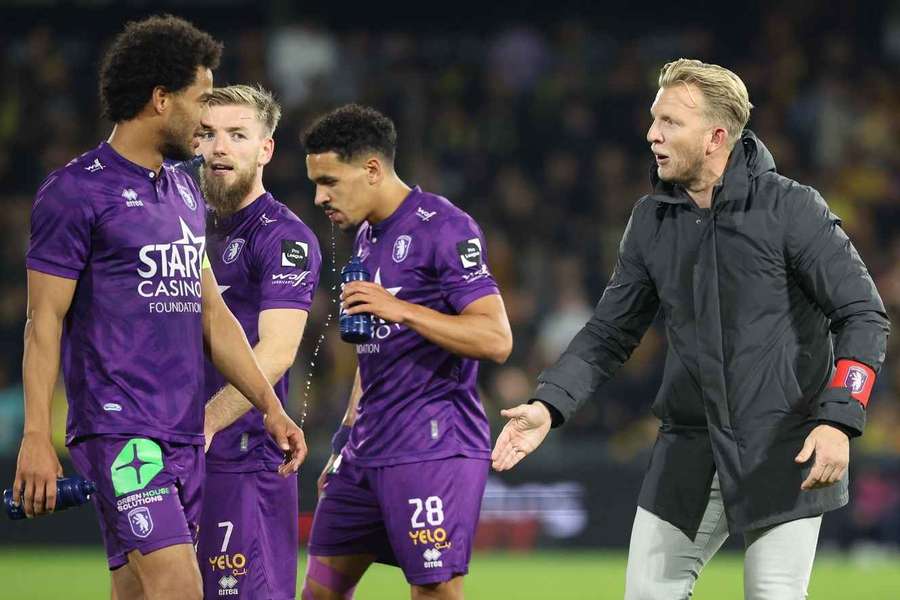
[457,238,482,268]
[103,403,122,412]
[416,207,437,222]
[271,271,311,288]
[259,213,277,226]
[209,553,247,571]
[461,263,491,283]
[408,527,450,546]
[115,487,171,513]
[85,158,104,173]
[136,218,205,313]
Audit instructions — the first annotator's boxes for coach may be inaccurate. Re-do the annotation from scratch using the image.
[491,58,890,600]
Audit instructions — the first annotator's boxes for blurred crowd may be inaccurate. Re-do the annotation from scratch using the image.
[0,2,898,544]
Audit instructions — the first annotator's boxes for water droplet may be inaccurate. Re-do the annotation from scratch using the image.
[300,222,340,429]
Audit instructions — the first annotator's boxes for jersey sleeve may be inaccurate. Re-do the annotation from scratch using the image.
[434,214,500,313]
[26,171,94,280]
[253,220,321,311]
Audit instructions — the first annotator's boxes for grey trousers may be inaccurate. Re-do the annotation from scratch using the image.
[624,474,822,600]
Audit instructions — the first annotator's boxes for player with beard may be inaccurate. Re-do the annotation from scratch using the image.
[195,85,321,600]
[13,17,305,600]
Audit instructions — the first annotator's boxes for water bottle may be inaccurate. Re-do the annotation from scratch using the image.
[3,476,96,520]
[340,256,373,343]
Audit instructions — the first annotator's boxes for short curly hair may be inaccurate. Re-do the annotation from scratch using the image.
[301,104,397,163]
[99,14,222,123]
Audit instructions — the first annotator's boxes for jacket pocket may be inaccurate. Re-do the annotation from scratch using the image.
[774,343,808,416]
[652,346,706,426]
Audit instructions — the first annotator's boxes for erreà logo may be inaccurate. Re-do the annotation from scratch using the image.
[122,188,143,208]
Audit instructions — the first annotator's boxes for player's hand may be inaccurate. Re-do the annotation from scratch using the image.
[491,402,553,471]
[795,424,850,490]
[317,453,339,498]
[342,281,408,324]
[263,408,307,476]
[13,432,63,518]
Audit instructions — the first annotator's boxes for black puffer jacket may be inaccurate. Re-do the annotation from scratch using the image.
[534,130,890,535]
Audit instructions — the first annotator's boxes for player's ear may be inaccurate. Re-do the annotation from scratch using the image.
[151,86,169,116]
[259,137,275,167]
[364,156,384,186]
[707,126,729,155]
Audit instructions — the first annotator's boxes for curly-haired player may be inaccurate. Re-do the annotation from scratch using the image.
[13,15,306,600]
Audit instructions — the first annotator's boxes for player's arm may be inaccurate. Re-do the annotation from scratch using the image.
[492,203,660,471]
[204,308,308,447]
[318,367,362,496]
[785,189,890,489]
[14,270,74,517]
[201,268,307,474]
[16,172,91,517]
[342,287,512,363]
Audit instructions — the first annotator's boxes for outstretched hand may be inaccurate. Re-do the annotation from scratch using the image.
[491,402,553,471]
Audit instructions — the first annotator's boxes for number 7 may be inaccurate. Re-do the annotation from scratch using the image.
[217,521,234,553]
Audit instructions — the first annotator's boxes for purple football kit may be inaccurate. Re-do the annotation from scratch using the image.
[26,142,208,568]
[308,186,498,585]
[198,193,321,600]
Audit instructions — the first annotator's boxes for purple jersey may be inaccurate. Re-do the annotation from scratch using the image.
[26,143,207,445]
[345,186,499,467]
[204,193,321,472]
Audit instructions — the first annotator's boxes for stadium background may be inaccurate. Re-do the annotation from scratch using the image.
[1,1,899,597]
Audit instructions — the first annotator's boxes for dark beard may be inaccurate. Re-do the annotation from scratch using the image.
[159,137,194,161]
[200,166,256,217]
[159,106,196,161]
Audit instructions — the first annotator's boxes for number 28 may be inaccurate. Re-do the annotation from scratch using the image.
[408,496,444,528]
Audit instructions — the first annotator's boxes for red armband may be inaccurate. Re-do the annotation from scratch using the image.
[829,359,876,408]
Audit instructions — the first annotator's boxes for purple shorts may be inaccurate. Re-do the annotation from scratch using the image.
[308,456,489,586]
[68,434,204,570]
[198,470,299,600]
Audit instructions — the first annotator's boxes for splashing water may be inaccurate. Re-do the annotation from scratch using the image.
[300,223,339,429]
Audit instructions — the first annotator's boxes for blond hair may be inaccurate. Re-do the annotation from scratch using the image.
[202,84,282,137]
[658,59,752,147]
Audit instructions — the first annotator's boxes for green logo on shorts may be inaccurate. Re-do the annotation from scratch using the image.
[110,438,164,496]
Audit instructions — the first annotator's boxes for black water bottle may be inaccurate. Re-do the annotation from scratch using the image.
[3,476,96,520]
[340,256,373,343]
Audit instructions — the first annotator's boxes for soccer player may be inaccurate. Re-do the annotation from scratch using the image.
[492,59,890,600]
[300,105,513,600]
[195,84,321,600]
[13,16,305,600]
